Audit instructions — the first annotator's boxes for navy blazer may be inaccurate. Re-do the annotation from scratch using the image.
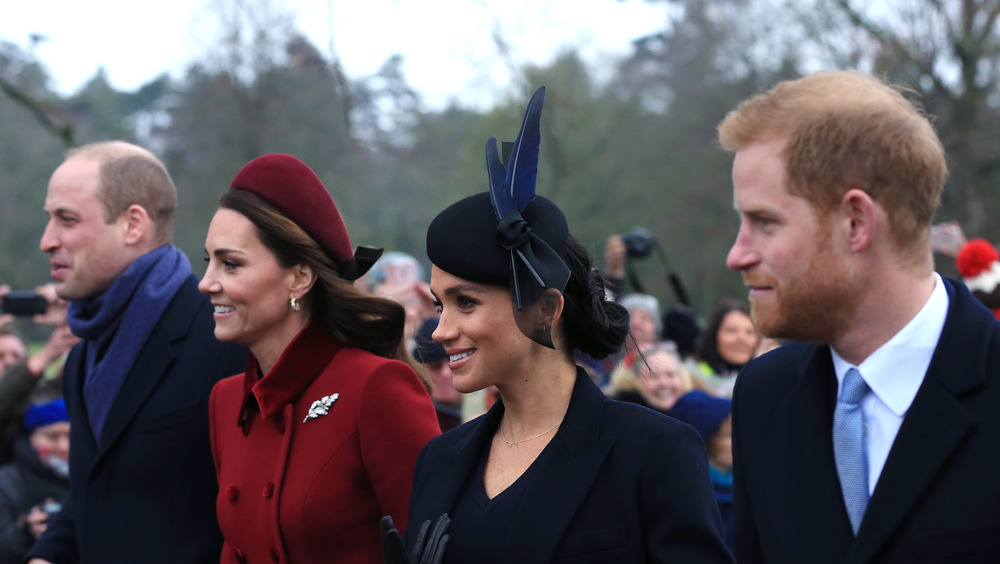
[26,276,246,564]
[406,368,733,563]
[733,277,1000,563]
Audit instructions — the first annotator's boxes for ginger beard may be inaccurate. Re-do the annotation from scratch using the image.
[746,218,866,345]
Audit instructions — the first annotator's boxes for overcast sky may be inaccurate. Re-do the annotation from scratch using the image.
[1,0,671,109]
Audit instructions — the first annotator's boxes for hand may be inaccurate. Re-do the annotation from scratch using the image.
[25,325,79,378]
[27,560,54,564]
[32,284,70,327]
[25,503,52,540]
[0,285,12,327]
[604,235,626,279]
[380,514,449,564]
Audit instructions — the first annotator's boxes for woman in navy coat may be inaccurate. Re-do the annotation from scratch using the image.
[391,88,732,563]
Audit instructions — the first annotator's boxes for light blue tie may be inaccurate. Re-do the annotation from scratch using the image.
[834,367,869,535]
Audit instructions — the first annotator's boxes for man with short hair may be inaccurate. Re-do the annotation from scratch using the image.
[26,141,245,564]
[721,71,1000,562]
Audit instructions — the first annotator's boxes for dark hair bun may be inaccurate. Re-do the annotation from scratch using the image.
[560,237,629,359]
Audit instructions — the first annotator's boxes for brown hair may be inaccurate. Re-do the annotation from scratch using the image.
[717,71,947,255]
[220,189,405,359]
[67,141,177,244]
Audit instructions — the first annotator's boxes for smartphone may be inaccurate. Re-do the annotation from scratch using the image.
[1,291,48,316]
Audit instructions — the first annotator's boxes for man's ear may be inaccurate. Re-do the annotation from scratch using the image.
[121,205,152,245]
[841,188,877,252]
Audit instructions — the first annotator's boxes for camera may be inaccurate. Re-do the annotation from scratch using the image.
[621,227,656,259]
[1,291,47,316]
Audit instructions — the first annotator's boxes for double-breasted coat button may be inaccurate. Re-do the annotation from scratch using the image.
[234,548,246,563]
[270,547,281,562]
[263,481,275,498]
[225,484,239,502]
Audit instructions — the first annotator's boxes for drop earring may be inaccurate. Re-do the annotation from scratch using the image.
[290,296,300,312]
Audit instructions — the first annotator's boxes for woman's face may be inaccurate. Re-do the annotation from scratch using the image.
[628,308,658,349]
[716,310,758,367]
[199,208,302,365]
[429,266,534,394]
[636,350,686,411]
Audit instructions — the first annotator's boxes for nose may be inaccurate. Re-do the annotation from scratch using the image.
[726,224,758,272]
[40,220,58,253]
[198,267,218,295]
[432,314,457,345]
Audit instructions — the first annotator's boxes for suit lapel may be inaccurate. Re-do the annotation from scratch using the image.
[782,346,856,560]
[502,370,613,564]
[849,279,989,562]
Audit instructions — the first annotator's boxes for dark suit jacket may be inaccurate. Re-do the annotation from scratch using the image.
[406,368,733,563]
[733,277,1000,563]
[25,276,246,564]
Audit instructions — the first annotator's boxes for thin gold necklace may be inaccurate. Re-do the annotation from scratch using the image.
[500,418,562,447]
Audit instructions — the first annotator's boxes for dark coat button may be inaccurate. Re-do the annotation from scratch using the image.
[263,481,275,498]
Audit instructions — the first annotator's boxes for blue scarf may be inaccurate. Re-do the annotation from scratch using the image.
[68,244,192,442]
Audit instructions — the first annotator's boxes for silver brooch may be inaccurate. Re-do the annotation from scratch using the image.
[303,393,339,423]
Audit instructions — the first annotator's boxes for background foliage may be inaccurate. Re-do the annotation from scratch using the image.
[2,0,993,322]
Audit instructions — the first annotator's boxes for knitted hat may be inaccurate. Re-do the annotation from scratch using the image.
[25,398,69,432]
[956,239,1000,291]
[669,390,732,445]
[230,153,380,281]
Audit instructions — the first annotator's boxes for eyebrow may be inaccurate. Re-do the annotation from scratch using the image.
[206,248,244,257]
[433,283,487,299]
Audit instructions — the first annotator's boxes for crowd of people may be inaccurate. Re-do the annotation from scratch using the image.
[0,68,996,563]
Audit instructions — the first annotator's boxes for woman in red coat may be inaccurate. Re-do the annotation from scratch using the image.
[199,153,440,564]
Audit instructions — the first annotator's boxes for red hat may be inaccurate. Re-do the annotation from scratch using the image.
[956,239,999,279]
[230,154,380,281]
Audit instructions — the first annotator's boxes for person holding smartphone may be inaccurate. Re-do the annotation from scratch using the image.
[0,285,79,465]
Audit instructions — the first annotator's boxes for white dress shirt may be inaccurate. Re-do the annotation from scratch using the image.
[831,273,949,495]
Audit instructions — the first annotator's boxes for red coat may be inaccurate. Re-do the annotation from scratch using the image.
[210,322,440,564]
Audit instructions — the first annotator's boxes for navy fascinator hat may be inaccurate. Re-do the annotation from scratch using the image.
[426,87,571,348]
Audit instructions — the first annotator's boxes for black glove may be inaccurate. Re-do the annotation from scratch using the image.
[380,514,450,564]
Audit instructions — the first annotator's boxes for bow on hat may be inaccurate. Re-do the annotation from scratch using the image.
[485,87,571,315]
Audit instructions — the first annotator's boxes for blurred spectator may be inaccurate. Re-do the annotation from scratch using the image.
[610,345,693,414]
[411,318,462,432]
[0,396,70,562]
[662,305,703,361]
[955,238,1000,319]
[603,234,627,299]
[0,326,27,378]
[0,285,79,465]
[669,390,734,554]
[620,293,663,353]
[692,300,759,397]
[368,252,437,345]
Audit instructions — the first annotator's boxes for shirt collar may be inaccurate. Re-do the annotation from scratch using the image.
[831,273,949,416]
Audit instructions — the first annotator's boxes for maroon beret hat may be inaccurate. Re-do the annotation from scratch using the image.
[230,154,380,280]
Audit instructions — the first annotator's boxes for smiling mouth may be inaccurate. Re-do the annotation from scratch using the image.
[449,350,475,362]
[214,306,235,314]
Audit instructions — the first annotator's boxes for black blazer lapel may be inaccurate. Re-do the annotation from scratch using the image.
[781,346,856,559]
[849,279,989,563]
[502,370,613,564]
[416,400,505,523]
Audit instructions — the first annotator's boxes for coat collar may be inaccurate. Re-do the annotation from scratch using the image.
[848,277,993,562]
[238,322,341,431]
[419,367,613,564]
